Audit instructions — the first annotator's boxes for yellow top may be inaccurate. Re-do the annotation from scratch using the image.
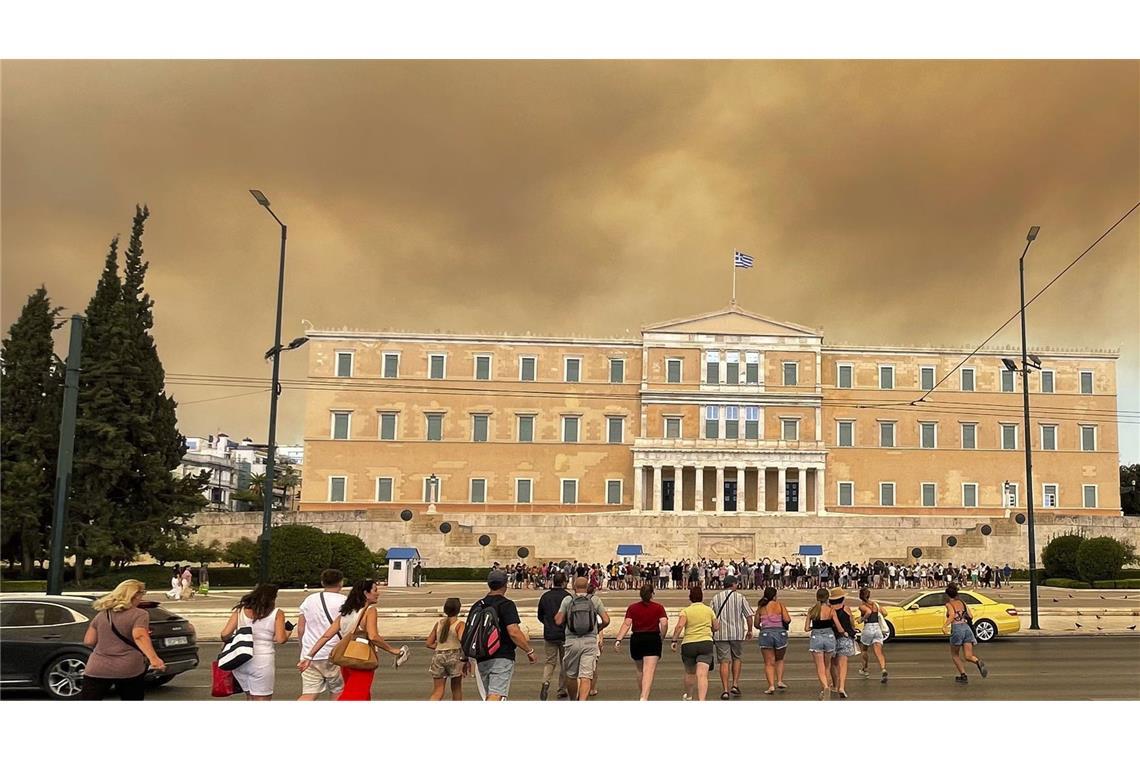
[681,603,715,644]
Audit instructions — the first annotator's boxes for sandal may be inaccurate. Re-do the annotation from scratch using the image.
[764,687,776,695]
[730,685,742,697]
[776,682,788,690]
[720,691,730,700]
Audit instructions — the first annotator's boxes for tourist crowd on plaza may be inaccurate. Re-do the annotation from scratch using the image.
[501,557,1015,593]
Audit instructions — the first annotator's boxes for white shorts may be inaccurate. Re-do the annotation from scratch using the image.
[233,654,275,696]
[300,659,344,696]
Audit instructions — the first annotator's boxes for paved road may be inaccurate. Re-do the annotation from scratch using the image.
[9,637,1136,701]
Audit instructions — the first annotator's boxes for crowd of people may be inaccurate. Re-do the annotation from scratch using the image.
[501,557,1016,593]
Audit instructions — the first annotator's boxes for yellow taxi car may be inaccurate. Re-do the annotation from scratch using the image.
[857,590,1020,642]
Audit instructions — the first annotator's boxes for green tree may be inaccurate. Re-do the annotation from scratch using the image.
[1042,533,1085,580]
[252,524,331,586]
[222,537,259,568]
[0,287,63,576]
[327,533,374,583]
[1076,537,1134,582]
[187,540,222,566]
[1122,465,1140,516]
[233,472,265,508]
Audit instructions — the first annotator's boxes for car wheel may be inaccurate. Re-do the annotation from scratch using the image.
[973,619,997,642]
[883,622,895,642]
[43,654,87,699]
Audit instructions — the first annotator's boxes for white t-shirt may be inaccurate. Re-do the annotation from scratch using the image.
[298,590,347,660]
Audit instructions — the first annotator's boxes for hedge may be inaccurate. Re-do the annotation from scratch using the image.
[1043,578,1092,589]
[327,533,374,584]
[425,567,492,582]
[1075,537,1131,582]
[1042,534,1084,580]
[1091,579,1140,589]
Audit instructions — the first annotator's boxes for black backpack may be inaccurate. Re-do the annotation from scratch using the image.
[566,595,596,636]
[461,598,503,659]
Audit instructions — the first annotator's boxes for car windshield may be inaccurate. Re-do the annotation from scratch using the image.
[896,593,925,608]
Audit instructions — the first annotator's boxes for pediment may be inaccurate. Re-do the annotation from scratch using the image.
[643,306,821,338]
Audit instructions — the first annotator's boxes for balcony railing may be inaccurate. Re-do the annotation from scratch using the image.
[633,437,823,451]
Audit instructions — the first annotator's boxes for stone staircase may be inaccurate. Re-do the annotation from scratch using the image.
[881,517,1022,564]
[398,514,537,566]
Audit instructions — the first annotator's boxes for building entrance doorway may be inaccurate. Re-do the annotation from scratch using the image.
[786,480,799,512]
[663,480,675,511]
[724,481,738,512]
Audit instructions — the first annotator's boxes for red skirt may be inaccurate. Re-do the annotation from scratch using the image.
[337,666,375,701]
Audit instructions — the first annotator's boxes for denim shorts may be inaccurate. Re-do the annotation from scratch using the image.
[808,628,837,654]
[476,657,515,698]
[835,635,856,657]
[758,628,788,650]
[950,622,976,646]
[859,622,885,647]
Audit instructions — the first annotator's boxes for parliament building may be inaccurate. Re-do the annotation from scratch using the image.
[299,306,1121,518]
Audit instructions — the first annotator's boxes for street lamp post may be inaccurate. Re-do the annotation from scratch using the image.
[1018,225,1041,630]
[250,189,287,584]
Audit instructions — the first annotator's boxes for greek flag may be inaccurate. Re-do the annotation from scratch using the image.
[734,250,754,269]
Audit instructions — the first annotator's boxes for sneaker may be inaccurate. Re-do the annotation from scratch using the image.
[880,670,889,684]
[682,693,692,701]
[955,673,968,684]
[540,681,550,701]
[977,660,988,679]
[858,667,869,677]
[557,691,569,700]
[394,646,410,668]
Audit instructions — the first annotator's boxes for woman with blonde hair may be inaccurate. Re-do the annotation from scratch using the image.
[805,587,839,700]
[82,580,166,700]
[220,584,290,700]
[425,597,465,700]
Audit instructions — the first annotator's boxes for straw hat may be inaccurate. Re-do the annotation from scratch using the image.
[829,587,845,603]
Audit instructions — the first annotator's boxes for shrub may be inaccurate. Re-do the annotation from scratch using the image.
[222,538,259,568]
[1042,534,1085,580]
[254,525,331,586]
[327,533,375,584]
[1092,579,1140,589]
[1076,537,1131,582]
[1043,578,1091,589]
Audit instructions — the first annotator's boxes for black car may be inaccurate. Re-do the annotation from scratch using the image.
[0,595,200,699]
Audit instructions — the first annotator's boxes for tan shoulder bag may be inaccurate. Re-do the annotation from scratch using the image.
[330,605,379,670]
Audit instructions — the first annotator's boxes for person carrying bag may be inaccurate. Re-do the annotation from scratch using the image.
[331,604,380,671]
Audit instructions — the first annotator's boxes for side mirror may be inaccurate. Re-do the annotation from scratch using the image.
[906,604,919,611]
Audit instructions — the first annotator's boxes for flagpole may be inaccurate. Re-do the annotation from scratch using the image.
[731,252,737,305]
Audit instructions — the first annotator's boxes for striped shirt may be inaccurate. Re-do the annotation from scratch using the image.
[710,589,754,641]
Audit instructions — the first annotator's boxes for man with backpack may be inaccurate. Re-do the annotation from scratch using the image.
[536,572,571,700]
[294,569,346,700]
[554,576,610,700]
[461,569,537,700]
[709,575,754,700]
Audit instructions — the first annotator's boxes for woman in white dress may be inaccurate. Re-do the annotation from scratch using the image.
[166,567,182,600]
[220,584,291,700]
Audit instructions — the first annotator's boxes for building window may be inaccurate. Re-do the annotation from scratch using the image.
[379,412,397,441]
[606,416,624,444]
[837,420,854,448]
[335,351,354,378]
[1080,425,1096,452]
[516,479,532,504]
[837,363,853,389]
[920,421,937,449]
[704,406,719,439]
[606,479,622,505]
[520,356,537,382]
[1004,482,1019,508]
[1080,370,1094,395]
[725,352,740,385]
[1040,369,1054,394]
[561,479,578,505]
[782,362,798,387]
[705,350,720,384]
[921,482,937,507]
[376,478,393,503]
[331,412,351,440]
[838,481,854,507]
[429,353,447,380]
[666,358,682,384]
[960,367,975,392]
[879,365,894,390]
[564,357,581,383]
[474,355,492,381]
[1001,424,1018,450]
[1083,485,1098,508]
[879,421,895,448]
[426,413,444,441]
[472,414,489,443]
[470,479,486,504]
[665,417,682,439]
[562,416,579,443]
[517,415,535,443]
[879,482,895,507]
[961,422,977,450]
[609,358,624,384]
[781,418,799,442]
[744,406,760,440]
[920,366,935,391]
[423,477,442,503]
[1001,369,1015,393]
[724,406,740,439]
[962,483,978,508]
[329,476,346,503]
[382,352,400,379]
[1043,484,1058,508]
[745,352,760,384]
[1040,424,1056,451]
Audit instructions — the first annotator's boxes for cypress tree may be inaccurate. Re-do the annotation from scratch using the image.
[0,287,63,575]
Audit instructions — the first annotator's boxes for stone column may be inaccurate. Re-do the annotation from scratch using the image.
[777,467,786,512]
[652,465,663,512]
[816,468,826,515]
[633,465,644,511]
[797,468,806,513]
[715,466,725,513]
[694,466,704,512]
[736,465,745,512]
[757,466,766,512]
[673,465,684,511]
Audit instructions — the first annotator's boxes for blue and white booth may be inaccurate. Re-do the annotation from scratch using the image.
[796,544,824,567]
[616,544,644,563]
[387,547,421,587]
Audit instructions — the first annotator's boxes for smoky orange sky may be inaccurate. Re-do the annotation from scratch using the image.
[2,60,1138,460]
